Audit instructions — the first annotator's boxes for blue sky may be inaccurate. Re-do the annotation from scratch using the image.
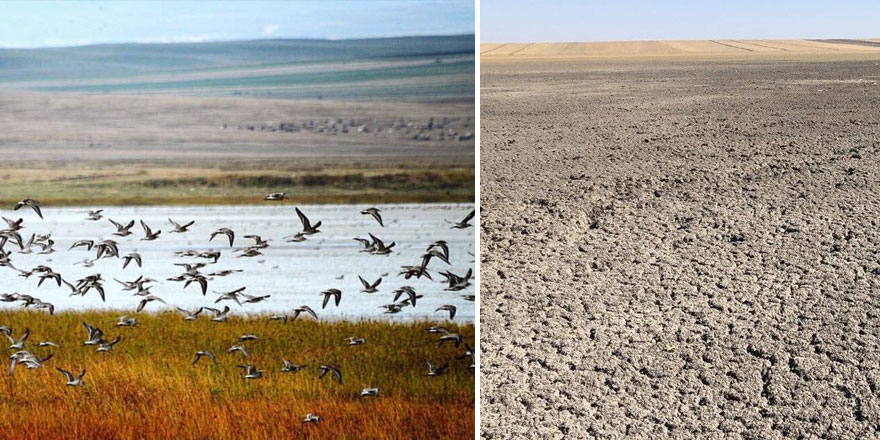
[0,1,474,48]
[482,0,880,42]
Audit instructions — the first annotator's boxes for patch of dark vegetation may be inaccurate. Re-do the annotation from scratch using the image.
[141,171,475,192]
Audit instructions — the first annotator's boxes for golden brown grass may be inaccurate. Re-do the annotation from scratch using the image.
[0,310,474,440]
[0,166,475,206]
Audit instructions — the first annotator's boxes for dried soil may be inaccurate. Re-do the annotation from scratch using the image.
[480,57,880,439]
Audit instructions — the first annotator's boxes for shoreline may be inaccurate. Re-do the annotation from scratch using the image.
[0,193,476,207]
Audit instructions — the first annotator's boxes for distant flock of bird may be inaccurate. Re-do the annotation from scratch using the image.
[0,195,475,426]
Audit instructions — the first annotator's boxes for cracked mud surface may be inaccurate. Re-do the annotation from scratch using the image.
[480,58,880,439]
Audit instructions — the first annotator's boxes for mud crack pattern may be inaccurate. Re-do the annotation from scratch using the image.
[480,59,880,439]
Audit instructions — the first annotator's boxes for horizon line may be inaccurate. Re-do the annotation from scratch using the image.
[480,35,880,45]
[0,32,476,50]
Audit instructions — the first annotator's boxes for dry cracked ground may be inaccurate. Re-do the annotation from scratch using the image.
[480,57,880,439]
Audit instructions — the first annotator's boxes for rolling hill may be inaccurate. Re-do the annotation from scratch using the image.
[0,35,475,101]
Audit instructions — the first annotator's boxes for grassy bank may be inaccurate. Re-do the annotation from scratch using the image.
[0,310,474,439]
[0,167,475,206]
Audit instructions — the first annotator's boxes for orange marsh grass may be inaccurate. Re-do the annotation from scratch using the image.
[0,310,474,440]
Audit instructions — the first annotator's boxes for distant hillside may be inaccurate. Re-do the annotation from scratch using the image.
[0,35,475,102]
[481,38,880,60]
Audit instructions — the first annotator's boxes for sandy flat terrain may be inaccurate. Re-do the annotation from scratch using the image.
[0,93,473,163]
[481,38,880,60]
[481,53,880,438]
[0,92,474,204]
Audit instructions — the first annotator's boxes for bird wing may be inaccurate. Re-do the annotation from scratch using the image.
[462,209,475,223]
[57,367,74,381]
[368,233,384,247]
[295,207,311,229]
[302,306,317,319]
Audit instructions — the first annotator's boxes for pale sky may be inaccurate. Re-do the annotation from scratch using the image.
[0,0,475,48]
[482,0,880,42]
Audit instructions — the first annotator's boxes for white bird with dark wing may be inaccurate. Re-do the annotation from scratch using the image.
[318,364,342,384]
[96,335,121,353]
[360,388,380,397]
[237,364,263,379]
[302,413,321,425]
[57,367,86,386]
[193,350,217,365]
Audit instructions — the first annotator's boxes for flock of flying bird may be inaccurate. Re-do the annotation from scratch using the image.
[0,196,475,426]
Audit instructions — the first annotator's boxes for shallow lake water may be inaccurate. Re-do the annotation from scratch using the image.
[0,203,475,321]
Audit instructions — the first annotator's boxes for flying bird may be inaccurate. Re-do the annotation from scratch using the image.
[448,209,475,229]
[122,253,142,269]
[360,207,384,227]
[193,351,217,365]
[210,228,235,247]
[13,199,42,219]
[295,207,322,235]
[358,275,382,293]
[57,367,86,386]
[318,364,342,384]
[435,305,457,320]
[168,218,195,233]
[140,220,161,240]
[320,289,342,309]
[108,219,135,237]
